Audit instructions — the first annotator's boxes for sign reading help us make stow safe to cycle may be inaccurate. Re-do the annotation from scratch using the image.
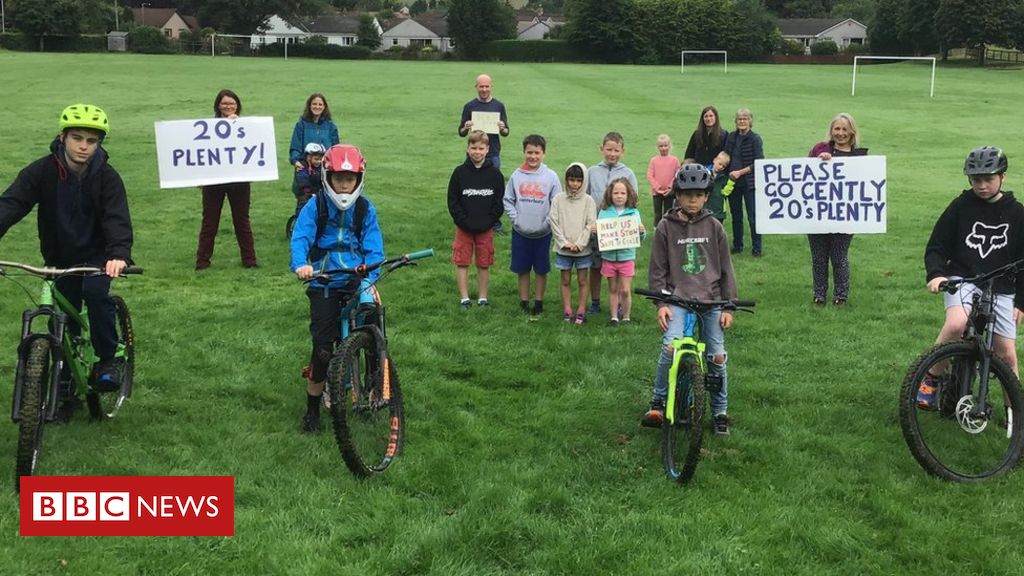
[154,117,279,189]
[753,155,887,234]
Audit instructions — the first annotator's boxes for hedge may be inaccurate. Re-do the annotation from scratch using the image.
[258,43,372,60]
[0,32,106,52]
[479,40,587,62]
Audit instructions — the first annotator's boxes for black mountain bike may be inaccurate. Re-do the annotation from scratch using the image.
[900,259,1024,482]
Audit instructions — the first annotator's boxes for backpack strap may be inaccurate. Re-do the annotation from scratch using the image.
[309,194,369,263]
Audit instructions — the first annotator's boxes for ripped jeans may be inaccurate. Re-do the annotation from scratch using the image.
[652,305,729,416]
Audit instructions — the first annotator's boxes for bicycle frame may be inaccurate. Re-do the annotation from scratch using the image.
[665,310,706,425]
[947,280,1000,422]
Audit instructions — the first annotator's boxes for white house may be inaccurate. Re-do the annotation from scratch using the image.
[131,8,199,39]
[516,16,565,40]
[380,15,452,52]
[250,12,382,48]
[249,15,309,48]
[777,18,868,53]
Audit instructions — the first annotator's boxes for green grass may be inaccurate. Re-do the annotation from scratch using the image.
[0,51,1023,574]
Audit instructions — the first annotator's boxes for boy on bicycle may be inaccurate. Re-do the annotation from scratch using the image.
[290,144,384,434]
[293,142,325,216]
[919,146,1024,408]
[0,104,133,412]
[642,164,738,436]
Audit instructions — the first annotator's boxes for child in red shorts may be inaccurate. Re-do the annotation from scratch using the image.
[447,130,505,309]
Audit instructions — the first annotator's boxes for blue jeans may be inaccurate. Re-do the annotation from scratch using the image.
[652,305,728,416]
[728,183,761,253]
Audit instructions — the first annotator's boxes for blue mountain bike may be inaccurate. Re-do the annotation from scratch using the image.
[305,249,433,477]
[635,289,755,484]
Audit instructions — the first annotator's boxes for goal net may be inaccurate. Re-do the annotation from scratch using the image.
[851,56,936,97]
[680,50,728,74]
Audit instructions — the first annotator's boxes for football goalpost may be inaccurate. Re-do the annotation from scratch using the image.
[680,50,728,74]
[210,33,296,59]
[851,56,936,97]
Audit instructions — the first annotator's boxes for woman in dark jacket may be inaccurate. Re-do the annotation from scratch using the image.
[724,108,765,256]
[683,105,728,168]
[195,89,257,269]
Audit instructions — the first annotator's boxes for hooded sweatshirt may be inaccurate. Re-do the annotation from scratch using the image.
[504,161,561,238]
[550,162,596,256]
[925,189,1024,306]
[587,161,639,216]
[447,156,506,234]
[649,207,737,306]
[0,137,133,267]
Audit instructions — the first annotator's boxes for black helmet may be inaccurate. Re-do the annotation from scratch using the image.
[673,163,712,192]
[964,146,1007,176]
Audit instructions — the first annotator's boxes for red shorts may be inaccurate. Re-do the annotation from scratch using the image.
[452,228,495,268]
[601,259,636,278]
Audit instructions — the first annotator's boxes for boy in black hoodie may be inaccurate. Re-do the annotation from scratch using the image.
[447,130,505,309]
[0,104,134,413]
[918,146,1024,408]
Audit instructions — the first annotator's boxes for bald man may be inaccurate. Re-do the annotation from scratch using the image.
[458,74,510,169]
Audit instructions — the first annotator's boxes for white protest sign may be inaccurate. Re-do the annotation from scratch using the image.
[597,215,642,251]
[154,117,279,189]
[471,111,501,135]
[754,155,887,234]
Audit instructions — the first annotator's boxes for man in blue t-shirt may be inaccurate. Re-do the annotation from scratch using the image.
[458,74,510,233]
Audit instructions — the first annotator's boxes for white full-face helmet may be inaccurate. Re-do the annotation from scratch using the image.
[320,144,366,211]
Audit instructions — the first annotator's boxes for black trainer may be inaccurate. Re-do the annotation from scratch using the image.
[92,358,125,393]
[713,413,730,436]
[300,411,321,434]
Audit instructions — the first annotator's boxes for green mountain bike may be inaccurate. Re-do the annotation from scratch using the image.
[1,261,141,491]
[635,288,755,484]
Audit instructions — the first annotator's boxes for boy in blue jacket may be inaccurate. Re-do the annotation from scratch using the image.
[504,134,562,318]
[290,144,385,434]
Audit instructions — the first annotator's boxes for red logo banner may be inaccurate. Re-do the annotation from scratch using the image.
[20,476,234,536]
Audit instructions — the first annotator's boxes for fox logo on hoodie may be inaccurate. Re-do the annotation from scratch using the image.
[965,222,1009,259]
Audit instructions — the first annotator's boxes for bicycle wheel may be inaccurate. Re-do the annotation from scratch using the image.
[16,338,51,491]
[663,355,706,484]
[900,340,1024,482]
[326,331,404,478]
[87,295,134,420]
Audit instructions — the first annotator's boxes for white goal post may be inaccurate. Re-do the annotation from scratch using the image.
[852,56,936,97]
[680,50,728,74]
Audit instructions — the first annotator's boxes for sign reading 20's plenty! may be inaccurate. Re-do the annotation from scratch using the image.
[154,117,279,189]
[753,156,887,234]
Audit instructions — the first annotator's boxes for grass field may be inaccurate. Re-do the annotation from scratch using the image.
[0,51,1023,574]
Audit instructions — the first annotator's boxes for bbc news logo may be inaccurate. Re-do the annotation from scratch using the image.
[20,476,234,536]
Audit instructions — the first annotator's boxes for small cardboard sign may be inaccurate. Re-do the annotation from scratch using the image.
[597,215,642,251]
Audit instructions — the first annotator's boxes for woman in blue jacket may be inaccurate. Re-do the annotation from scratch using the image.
[289,93,340,171]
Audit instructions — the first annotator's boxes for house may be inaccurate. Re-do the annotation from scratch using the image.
[777,18,867,54]
[516,15,565,41]
[130,8,199,39]
[250,13,382,49]
[380,14,452,52]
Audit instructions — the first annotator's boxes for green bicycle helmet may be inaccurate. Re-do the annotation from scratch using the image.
[58,104,109,136]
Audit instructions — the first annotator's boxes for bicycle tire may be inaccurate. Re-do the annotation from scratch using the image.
[326,331,404,478]
[15,338,51,491]
[663,355,706,484]
[900,340,1024,482]
[285,215,297,240]
[87,295,134,420]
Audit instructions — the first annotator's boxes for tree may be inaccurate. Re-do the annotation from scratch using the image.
[178,0,327,34]
[868,0,909,54]
[409,0,428,16]
[564,0,641,63]
[830,0,875,24]
[446,0,515,60]
[356,13,381,50]
[935,0,1017,65]
[900,0,939,55]
[12,0,82,50]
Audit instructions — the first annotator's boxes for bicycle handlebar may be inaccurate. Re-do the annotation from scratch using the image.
[939,258,1024,294]
[0,261,143,278]
[634,288,756,311]
[307,248,434,283]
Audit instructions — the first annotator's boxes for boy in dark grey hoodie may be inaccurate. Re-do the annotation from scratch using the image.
[504,134,562,317]
[642,164,740,436]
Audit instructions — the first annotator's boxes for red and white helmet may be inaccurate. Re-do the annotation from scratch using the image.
[320,144,366,211]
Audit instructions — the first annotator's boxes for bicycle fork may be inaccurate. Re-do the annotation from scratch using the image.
[665,312,706,425]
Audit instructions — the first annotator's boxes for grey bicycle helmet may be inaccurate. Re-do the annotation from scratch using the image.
[673,163,712,192]
[964,146,1007,176]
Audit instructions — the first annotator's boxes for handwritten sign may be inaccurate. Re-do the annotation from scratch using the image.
[154,117,279,189]
[597,215,642,251]
[471,111,501,135]
[754,155,887,234]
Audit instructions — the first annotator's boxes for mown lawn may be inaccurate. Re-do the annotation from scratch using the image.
[0,51,1022,574]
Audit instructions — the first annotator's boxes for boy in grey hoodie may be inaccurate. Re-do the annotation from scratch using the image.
[587,131,640,314]
[550,162,596,323]
[504,134,562,317]
[642,164,741,437]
